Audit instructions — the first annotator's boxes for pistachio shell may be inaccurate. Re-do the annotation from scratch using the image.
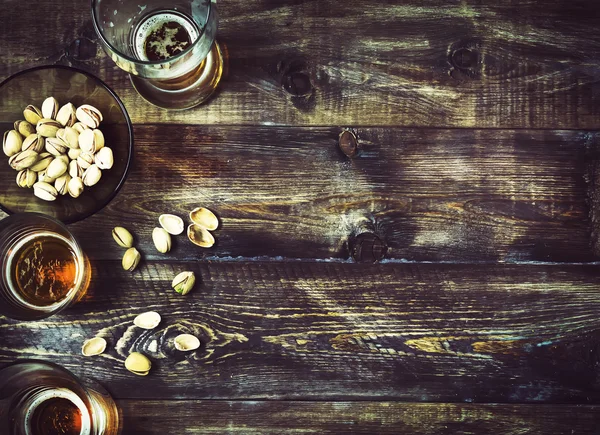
[30,152,53,172]
[122,247,141,271]
[41,96,59,119]
[77,152,94,170]
[69,159,83,178]
[112,226,134,248]
[152,227,172,253]
[76,104,103,129]
[133,311,161,329]
[33,181,58,202]
[55,173,71,196]
[9,149,39,171]
[15,120,36,138]
[82,337,107,356]
[3,130,23,157]
[82,164,102,187]
[16,169,37,188]
[57,126,79,149]
[46,157,68,179]
[158,214,184,236]
[172,271,196,295]
[79,129,104,154]
[21,134,44,153]
[187,224,215,248]
[56,103,77,127]
[68,177,84,198]
[189,207,219,231]
[95,147,114,170]
[23,105,42,125]
[36,118,61,138]
[124,352,151,376]
[174,334,200,351]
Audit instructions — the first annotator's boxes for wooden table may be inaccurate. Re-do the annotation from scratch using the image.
[2,0,600,433]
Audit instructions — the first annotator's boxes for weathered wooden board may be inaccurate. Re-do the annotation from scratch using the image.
[117,401,600,434]
[2,262,600,403]
[1,0,599,127]
[44,126,597,263]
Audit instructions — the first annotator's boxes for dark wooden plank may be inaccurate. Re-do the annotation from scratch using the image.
[46,126,597,263]
[117,401,600,434]
[1,0,599,127]
[2,262,600,403]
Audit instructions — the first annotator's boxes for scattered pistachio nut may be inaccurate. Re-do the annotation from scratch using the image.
[82,164,102,187]
[22,134,45,153]
[23,105,42,125]
[152,227,172,254]
[76,104,103,129]
[159,214,184,235]
[9,150,39,171]
[45,137,68,156]
[124,352,151,376]
[122,247,141,271]
[189,207,219,231]
[95,147,114,170]
[55,173,71,195]
[46,158,68,179]
[33,181,58,202]
[81,337,107,357]
[112,226,134,248]
[133,311,161,330]
[15,120,36,138]
[36,118,61,138]
[56,102,77,127]
[172,271,195,295]
[16,169,37,188]
[79,129,104,154]
[41,96,59,120]
[187,224,215,248]
[3,130,23,157]
[56,126,79,149]
[30,152,53,172]
[174,334,200,352]
[68,177,84,198]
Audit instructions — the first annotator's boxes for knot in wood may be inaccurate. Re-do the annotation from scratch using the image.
[338,130,359,158]
[451,48,478,70]
[283,72,313,97]
[448,40,481,79]
[350,233,387,263]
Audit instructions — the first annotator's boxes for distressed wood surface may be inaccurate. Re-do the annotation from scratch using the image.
[117,401,600,434]
[1,0,600,127]
[2,262,600,403]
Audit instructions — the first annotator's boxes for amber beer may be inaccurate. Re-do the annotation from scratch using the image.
[23,388,92,435]
[130,10,223,104]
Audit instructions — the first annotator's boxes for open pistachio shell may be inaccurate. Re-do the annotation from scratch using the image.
[124,352,151,376]
[187,224,215,248]
[174,334,200,351]
[159,214,184,235]
[133,311,161,330]
[82,337,107,356]
[189,207,219,231]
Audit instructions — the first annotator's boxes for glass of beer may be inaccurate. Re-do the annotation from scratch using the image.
[0,360,120,434]
[0,213,91,320]
[92,0,223,110]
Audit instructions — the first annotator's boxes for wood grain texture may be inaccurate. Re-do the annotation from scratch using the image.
[117,401,600,434]
[50,126,598,263]
[1,0,599,127]
[2,261,600,403]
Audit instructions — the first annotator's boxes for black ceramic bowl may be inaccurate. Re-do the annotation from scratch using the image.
[0,65,133,223]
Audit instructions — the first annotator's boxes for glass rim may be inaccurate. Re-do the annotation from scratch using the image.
[91,0,215,67]
[0,64,134,225]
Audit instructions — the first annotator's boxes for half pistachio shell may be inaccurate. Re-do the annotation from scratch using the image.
[133,311,161,329]
[189,207,219,231]
[187,224,215,248]
[159,214,184,235]
[174,334,200,351]
[82,337,107,356]
[124,352,151,376]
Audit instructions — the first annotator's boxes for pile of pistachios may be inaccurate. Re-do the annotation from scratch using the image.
[2,97,114,201]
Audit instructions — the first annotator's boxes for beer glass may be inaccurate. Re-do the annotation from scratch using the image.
[0,213,91,320]
[0,360,120,434]
[92,0,223,110]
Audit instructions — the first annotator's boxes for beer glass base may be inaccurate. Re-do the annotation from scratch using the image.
[130,41,224,110]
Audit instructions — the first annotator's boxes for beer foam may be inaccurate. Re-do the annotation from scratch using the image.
[24,387,91,435]
[134,11,199,61]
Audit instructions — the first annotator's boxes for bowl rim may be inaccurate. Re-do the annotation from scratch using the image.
[0,64,134,224]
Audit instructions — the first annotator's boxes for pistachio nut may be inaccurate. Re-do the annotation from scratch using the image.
[189,207,219,231]
[9,149,39,171]
[45,137,68,156]
[124,352,151,376]
[81,337,107,357]
[112,226,134,248]
[133,311,161,330]
[30,152,53,172]
[15,120,36,138]
[122,247,141,271]
[68,148,82,161]
[174,334,200,351]
[33,181,58,202]
[172,271,195,295]
[82,164,102,187]
[41,96,59,119]
[16,169,37,188]
[76,105,103,129]
[56,154,69,166]
[159,214,184,235]
[55,173,71,195]
[72,122,89,134]
[68,176,84,198]
[23,105,42,125]
[94,147,114,170]
[56,126,79,149]
[46,158,68,179]
[3,130,23,157]
[77,152,94,170]
[37,170,54,184]
[21,134,45,153]
[69,159,83,178]
[187,224,215,248]
[79,128,105,154]
[36,118,61,138]
[56,102,77,127]
[152,227,172,253]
